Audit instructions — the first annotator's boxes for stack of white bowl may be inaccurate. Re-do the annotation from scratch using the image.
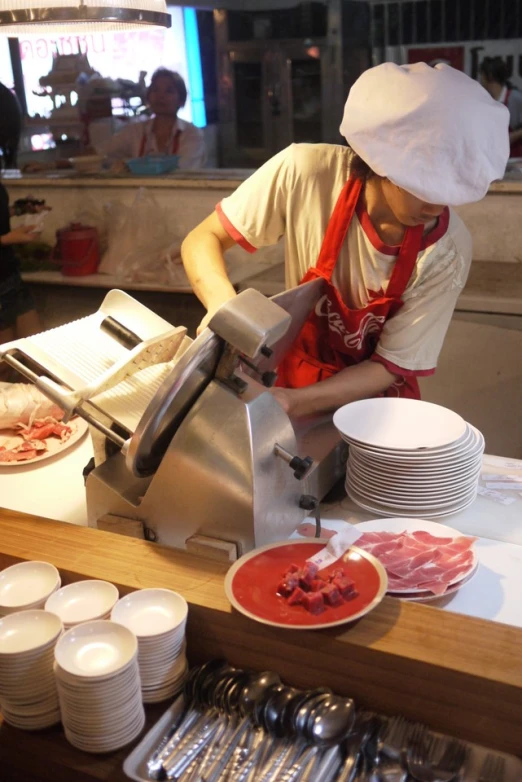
[54,620,145,753]
[333,398,485,519]
[45,580,119,630]
[0,610,63,729]
[111,588,188,704]
[0,561,61,616]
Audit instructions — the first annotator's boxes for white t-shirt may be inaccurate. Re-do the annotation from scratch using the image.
[217,143,472,376]
[95,117,207,170]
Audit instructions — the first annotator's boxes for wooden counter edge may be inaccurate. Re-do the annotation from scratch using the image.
[1,507,521,755]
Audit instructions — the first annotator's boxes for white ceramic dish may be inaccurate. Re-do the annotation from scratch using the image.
[334,398,467,450]
[45,580,119,626]
[0,561,61,612]
[54,620,137,678]
[111,588,188,637]
[348,489,478,519]
[0,417,88,468]
[0,609,63,654]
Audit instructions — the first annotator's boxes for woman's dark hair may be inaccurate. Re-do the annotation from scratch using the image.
[0,83,22,169]
[348,147,377,183]
[147,68,187,108]
[479,56,511,87]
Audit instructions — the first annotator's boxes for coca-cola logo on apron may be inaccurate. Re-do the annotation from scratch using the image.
[315,294,386,350]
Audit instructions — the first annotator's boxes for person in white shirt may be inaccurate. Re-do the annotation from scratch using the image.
[181,63,509,418]
[25,69,206,173]
[97,68,206,169]
[479,56,522,157]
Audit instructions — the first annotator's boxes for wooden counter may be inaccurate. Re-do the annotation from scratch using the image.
[1,508,522,781]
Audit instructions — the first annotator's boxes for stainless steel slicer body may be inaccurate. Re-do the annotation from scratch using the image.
[1,284,346,560]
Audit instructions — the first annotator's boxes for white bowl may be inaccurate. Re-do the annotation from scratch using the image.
[0,561,61,613]
[111,588,188,638]
[68,155,104,173]
[45,580,119,626]
[0,610,63,654]
[54,620,137,678]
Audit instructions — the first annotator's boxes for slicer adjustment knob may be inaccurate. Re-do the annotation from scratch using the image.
[260,345,273,358]
[289,455,313,480]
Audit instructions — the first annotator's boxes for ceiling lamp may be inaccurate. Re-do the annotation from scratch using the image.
[0,0,171,34]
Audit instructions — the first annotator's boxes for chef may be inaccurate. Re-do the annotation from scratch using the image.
[181,63,509,418]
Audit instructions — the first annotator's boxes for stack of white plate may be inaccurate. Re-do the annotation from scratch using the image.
[333,398,485,519]
[54,620,145,753]
[0,561,61,616]
[111,588,188,704]
[45,580,119,630]
[0,610,63,729]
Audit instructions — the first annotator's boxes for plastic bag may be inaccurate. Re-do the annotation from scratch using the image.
[99,187,189,286]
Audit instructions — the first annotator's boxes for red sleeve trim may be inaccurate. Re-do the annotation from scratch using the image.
[370,353,436,378]
[216,201,257,254]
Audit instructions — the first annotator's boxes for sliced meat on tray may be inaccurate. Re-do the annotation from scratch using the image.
[355,530,476,596]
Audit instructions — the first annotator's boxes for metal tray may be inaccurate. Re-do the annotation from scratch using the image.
[123,695,522,782]
[123,695,185,782]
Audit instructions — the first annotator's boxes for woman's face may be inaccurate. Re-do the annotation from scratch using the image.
[148,76,181,117]
[381,179,445,227]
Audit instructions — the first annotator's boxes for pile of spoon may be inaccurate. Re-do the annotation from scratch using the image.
[144,659,476,782]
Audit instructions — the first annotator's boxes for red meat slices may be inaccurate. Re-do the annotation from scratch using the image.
[278,562,358,615]
[356,530,476,596]
[19,417,72,442]
[0,440,47,462]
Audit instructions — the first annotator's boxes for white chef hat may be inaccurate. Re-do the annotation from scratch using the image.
[339,62,510,206]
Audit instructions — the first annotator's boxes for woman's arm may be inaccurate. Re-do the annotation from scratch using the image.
[181,211,238,331]
[271,360,398,417]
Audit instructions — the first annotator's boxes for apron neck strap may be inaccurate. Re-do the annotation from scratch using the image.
[314,175,424,299]
[314,177,362,279]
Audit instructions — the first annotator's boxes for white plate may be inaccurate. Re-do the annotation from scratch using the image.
[347,462,481,494]
[347,482,478,510]
[45,580,119,626]
[354,518,478,595]
[388,562,479,602]
[349,454,483,482]
[346,475,481,503]
[0,561,61,611]
[333,399,467,450]
[349,491,478,519]
[111,588,188,637]
[0,609,63,654]
[345,424,475,457]
[54,620,137,678]
[0,417,88,467]
[349,427,484,464]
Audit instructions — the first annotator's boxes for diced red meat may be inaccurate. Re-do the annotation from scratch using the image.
[299,562,319,589]
[277,573,300,597]
[287,587,306,606]
[278,562,358,614]
[320,583,343,607]
[332,574,356,599]
[310,579,326,592]
[302,591,325,615]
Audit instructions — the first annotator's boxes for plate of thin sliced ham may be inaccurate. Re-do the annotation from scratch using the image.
[0,417,88,466]
[353,518,478,598]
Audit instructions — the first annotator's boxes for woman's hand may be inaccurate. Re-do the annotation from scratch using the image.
[1,226,42,245]
[270,386,297,415]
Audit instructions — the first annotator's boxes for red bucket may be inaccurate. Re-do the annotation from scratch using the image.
[53,223,100,276]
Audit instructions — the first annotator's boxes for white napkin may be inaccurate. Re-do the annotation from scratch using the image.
[307,523,363,569]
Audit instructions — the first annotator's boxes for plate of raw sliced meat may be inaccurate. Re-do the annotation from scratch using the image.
[352,519,478,599]
[224,540,388,630]
[0,416,88,466]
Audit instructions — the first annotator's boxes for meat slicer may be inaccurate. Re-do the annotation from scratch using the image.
[0,281,346,560]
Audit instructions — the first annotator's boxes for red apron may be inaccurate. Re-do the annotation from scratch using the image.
[138,126,182,157]
[276,176,425,399]
[504,89,522,157]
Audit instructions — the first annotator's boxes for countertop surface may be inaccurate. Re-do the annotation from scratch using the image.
[3,168,251,190]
